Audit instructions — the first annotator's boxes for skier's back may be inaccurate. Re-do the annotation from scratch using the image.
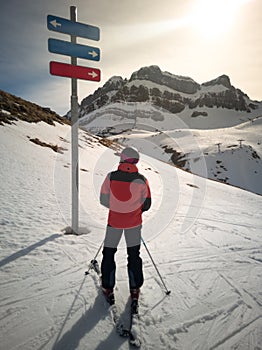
[100,147,151,304]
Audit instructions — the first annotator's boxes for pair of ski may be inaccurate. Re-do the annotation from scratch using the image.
[87,259,142,348]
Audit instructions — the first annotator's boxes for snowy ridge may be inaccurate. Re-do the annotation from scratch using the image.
[1,120,262,349]
[76,66,262,194]
[78,65,261,119]
[80,102,262,194]
[80,101,262,131]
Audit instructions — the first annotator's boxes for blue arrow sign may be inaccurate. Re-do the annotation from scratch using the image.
[48,38,100,61]
[47,15,100,41]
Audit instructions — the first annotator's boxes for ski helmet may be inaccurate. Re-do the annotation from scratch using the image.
[120,147,140,164]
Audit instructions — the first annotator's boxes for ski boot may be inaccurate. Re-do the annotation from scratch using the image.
[102,288,115,305]
[130,288,140,314]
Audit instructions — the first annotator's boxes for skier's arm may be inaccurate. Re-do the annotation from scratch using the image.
[100,174,111,208]
[142,179,151,212]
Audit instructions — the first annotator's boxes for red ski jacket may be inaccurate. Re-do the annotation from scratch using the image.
[100,162,151,229]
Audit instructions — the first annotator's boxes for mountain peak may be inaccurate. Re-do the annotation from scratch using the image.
[77,65,260,118]
[130,65,162,80]
[106,75,126,86]
[202,74,232,89]
[130,65,200,94]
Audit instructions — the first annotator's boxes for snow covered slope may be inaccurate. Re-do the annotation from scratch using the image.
[1,121,262,350]
[79,101,262,132]
[77,68,262,195]
[78,66,262,128]
[106,116,262,195]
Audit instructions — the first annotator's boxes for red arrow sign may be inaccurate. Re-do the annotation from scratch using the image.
[50,61,101,81]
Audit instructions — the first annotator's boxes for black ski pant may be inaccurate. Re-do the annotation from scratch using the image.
[101,225,144,290]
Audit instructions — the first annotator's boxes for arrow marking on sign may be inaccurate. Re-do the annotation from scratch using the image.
[88,50,98,58]
[47,14,100,41]
[88,71,98,78]
[50,61,101,81]
[50,19,62,28]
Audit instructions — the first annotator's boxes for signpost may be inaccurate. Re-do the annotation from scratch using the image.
[50,61,101,81]
[47,7,101,235]
[47,14,100,41]
[48,38,100,61]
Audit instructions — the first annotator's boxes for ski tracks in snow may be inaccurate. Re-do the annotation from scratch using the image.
[136,209,262,350]
[1,122,262,350]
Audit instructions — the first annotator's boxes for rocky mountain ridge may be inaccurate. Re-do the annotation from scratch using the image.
[78,65,260,118]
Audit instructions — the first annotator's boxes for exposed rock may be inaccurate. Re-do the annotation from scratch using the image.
[202,74,232,89]
[130,65,200,94]
[29,137,65,153]
[0,90,67,126]
[80,76,126,115]
[191,111,208,118]
[75,65,260,119]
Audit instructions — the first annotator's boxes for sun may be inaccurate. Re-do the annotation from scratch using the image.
[191,0,251,39]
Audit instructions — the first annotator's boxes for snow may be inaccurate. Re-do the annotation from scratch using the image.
[93,113,262,195]
[1,121,262,350]
[80,100,262,132]
[1,109,11,115]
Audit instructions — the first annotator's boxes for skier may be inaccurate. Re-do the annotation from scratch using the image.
[100,146,151,306]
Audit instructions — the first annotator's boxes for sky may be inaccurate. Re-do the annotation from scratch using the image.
[0,0,262,115]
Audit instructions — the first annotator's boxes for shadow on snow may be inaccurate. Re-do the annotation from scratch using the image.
[0,233,60,268]
[52,275,127,350]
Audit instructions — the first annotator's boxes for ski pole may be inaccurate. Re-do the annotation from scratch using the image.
[85,239,104,275]
[141,237,171,295]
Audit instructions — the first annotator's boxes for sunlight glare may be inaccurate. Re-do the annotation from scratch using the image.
[191,0,251,38]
